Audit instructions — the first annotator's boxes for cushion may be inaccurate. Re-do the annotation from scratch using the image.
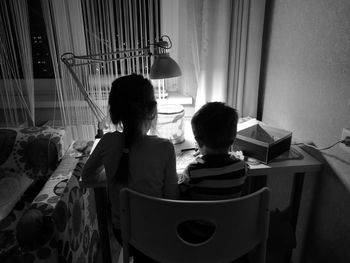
[0,126,66,180]
[16,208,54,251]
[0,168,33,221]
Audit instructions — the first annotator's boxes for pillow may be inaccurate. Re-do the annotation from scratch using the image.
[0,168,33,221]
[16,208,54,251]
[0,126,66,180]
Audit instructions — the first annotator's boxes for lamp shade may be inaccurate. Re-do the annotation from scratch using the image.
[150,53,182,79]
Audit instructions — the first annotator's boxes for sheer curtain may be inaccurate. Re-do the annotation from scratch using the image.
[41,0,160,140]
[162,0,266,117]
[41,0,94,139]
[0,0,35,126]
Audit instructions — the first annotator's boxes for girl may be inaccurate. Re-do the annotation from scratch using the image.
[82,74,179,261]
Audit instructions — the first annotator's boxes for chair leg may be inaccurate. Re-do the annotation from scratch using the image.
[249,242,267,263]
[118,248,134,263]
[117,248,123,263]
[122,245,136,263]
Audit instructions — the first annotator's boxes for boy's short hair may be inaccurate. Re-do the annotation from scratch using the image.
[191,102,238,149]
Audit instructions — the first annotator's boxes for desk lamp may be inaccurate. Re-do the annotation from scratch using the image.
[61,35,181,138]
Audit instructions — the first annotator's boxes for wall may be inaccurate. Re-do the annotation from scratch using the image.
[1,78,194,127]
[34,79,61,125]
[261,0,350,262]
[0,79,58,126]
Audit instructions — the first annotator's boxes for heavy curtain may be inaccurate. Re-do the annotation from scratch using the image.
[0,0,35,126]
[162,0,266,117]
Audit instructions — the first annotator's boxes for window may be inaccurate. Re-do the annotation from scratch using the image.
[1,0,160,79]
[28,0,54,78]
[81,0,161,76]
[76,0,161,102]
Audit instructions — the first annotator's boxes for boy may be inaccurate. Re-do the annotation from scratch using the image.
[180,102,247,200]
[178,102,250,262]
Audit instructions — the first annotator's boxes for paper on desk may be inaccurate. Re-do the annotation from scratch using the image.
[91,139,100,153]
[176,150,196,174]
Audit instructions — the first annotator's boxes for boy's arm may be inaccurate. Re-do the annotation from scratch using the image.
[178,166,191,199]
[178,165,190,184]
[241,161,250,195]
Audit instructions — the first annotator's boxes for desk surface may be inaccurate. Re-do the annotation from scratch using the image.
[175,140,322,176]
[82,139,322,189]
[81,121,323,263]
[246,145,322,176]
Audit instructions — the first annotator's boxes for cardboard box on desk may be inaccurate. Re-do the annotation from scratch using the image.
[233,122,292,164]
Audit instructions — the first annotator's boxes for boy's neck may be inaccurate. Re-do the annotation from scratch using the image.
[200,145,229,156]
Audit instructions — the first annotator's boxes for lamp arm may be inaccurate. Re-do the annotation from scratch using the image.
[61,47,151,67]
[74,47,150,59]
[59,35,180,138]
[70,54,152,67]
[61,58,105,123]
[60,46,153,137]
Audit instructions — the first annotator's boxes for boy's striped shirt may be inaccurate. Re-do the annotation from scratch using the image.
[181,154,247,200]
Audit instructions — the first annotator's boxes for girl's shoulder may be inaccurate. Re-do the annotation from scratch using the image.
[102,131,123,139]
[100,133,173,152]
[101,133,169,145]
[99,131,124,145]
[144,135,172,144]
[142,135,173,150]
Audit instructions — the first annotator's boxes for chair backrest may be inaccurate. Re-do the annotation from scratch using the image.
[120,187,270,263]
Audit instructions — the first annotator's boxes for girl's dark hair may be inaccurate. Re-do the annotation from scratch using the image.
[191,102,238,149]
[109,74,157,182]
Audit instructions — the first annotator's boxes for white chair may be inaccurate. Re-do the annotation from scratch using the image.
[120,187,270,263]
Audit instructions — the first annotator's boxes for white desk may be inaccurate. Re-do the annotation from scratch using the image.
[82,137,322,263]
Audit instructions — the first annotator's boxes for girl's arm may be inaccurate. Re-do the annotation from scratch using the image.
[81,138,106,183]
[163,142,179,199]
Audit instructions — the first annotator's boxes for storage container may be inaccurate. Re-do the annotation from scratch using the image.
[156,104,185,144]
[233,122,292,164]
